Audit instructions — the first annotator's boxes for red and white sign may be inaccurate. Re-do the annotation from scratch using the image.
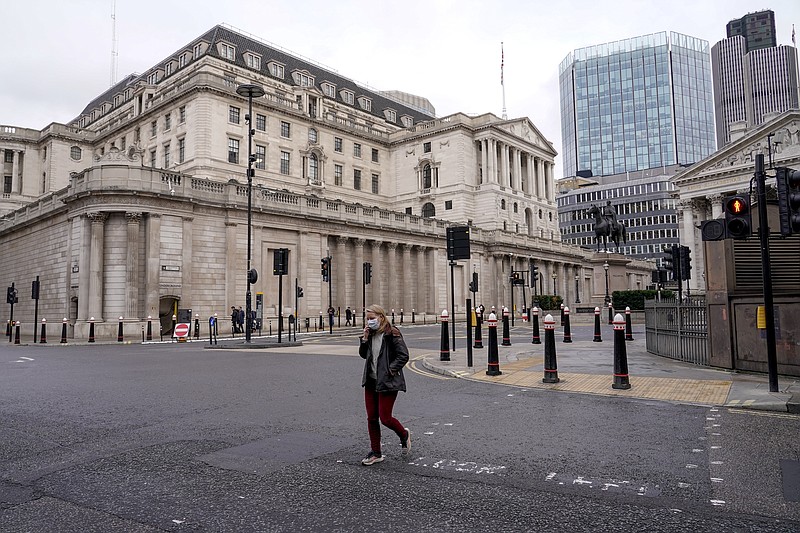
[174,323,191,339]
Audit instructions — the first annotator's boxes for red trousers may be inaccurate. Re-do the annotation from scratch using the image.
[364,385,406,453]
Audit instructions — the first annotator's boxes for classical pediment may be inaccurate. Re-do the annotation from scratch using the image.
[496,118,556,156]
[673,110,800,190]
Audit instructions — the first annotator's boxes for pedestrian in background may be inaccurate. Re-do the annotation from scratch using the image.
[359,304,411,465]
[231,306,239,334]
[345,306,353,326]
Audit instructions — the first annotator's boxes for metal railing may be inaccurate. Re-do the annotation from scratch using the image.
[645,295,708,365]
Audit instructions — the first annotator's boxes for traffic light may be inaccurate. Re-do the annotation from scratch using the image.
[472,272,478,293]
[663,245,678,279]
[321,257,330,282]
[679,245,692,280]
[363,262,372,285]
[530,264,538,286]
[31,279,40,300]
[248,268,258,284]
[724,194,751,239]
[296,286,304,298]
[273,248,288,276]
[510,272,521,284]
[6,286,17,304]
[776,167,800,236]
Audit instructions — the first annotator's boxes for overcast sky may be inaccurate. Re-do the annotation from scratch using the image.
[3,0,799,178]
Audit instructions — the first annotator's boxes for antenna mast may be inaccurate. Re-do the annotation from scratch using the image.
[110,0,118,86]
[501,42,507,120]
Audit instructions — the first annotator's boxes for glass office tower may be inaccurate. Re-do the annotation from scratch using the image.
[559,32,716,179]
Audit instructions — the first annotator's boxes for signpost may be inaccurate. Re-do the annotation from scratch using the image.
[174,322,191,341]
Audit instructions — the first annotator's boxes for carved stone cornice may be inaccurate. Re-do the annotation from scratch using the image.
[87,212,108,223]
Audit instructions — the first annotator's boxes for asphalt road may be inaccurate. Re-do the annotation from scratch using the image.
[1,327,799,532]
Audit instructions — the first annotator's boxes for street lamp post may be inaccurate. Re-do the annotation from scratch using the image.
[236,83,266,343]
[603,261,610,305]
[575,274,581,303]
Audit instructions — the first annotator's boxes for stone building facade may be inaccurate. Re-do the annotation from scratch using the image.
[0,24,653,339]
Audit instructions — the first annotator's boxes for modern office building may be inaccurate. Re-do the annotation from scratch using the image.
[712,10,799,147]
[726,9,777,52]
[559,31,716,180]
[0,24,654,339]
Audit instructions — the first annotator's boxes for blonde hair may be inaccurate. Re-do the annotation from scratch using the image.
[365,304,391,332]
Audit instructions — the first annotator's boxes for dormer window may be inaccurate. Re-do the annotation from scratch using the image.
[193,42,205,58]
[358,96,372,112]
[322,82,336,98]
[401,115,413,127]
[165,62,174,76]
[218,42,236,61]
[245,52,262,70]
[179,52,189,68]
[268,61,285,79]
[147,71,159,85]
[341,90,355,105]
[113,95,121,107]
[292,70,315,87]
[384,109,397,123]
[124,89,131,99]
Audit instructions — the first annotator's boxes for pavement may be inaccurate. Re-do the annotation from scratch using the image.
[419,319,800,414]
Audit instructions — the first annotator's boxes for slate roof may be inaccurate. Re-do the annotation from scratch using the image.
[77,24,435,127]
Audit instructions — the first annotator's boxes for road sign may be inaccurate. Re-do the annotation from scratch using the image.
[174,322,191,339]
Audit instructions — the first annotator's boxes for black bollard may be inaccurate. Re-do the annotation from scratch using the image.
[542,314,559,383]
[612,313,631,389]
[560,303,565,327]
[209,317,214,345]
[593,307,602,342]
[60,318,68,344]
[486,312,502,376]
[625,307,634,341]
[194,315,200,339]
[439,310,450,361]
[14,321,21,345]
[40,319,47,344]
[531,306,541,344]
[607,303,613,325]
[118,316,124,343]
[171,314,177,340]
[400,310,404,324]
[392,309,396,325]
[412,310,416,324]
[474,311,483,349]
[501,307,511,346]
[88,318,95,343]
[146,315,153,341]
[563,307,573,343]
[5,320,10,339]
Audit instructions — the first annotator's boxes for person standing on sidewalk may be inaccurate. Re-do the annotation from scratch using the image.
[359,304,411,465]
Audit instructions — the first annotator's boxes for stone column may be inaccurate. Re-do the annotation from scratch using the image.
[386,242,399,313]
[145,214,162,319]
[336,236,348,312]
[481,140,488,184]
[181,217,193,315]
[526,154,533,196]
[548,163,555,202]
[416,246,427,314]
[353,239,365,315]
[125,212,141,319]
[501,143,510,187]
[87,212,108,321]
[77,215,91,321]
[489,139,497,183]
[514,149,522,191]
[534,158,542,198]
[402,244,413,313]
[709,194,724,220]
[11,150,20,194]
[371,241,382,308]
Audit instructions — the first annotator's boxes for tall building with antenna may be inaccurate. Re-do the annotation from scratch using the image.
[711,9,800,147]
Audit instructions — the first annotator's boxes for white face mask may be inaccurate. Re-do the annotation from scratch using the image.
[367,318,380,330]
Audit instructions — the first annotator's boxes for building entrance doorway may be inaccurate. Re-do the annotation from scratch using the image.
[159,296,179,336]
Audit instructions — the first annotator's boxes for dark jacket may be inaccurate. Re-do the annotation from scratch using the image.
[359,326,409,392]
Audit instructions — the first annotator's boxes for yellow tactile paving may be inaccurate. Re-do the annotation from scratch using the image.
[469,369,731,405]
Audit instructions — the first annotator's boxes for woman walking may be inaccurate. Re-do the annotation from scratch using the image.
[359,304,411,465]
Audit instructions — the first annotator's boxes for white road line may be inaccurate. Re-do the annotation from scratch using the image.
[20,357,34,361]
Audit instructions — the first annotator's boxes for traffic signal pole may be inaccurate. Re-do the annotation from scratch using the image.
[755,154,779,392]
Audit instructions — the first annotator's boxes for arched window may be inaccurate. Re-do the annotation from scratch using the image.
[422,202,435,218]
[422,164,432,189]
[501,199,506,210]
[538,209,543,219]
[513,202,518,213]
[308,128,318,143]
[548,212,553,221]
[309,153,318,181]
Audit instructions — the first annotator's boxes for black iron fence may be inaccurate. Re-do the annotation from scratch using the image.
[645,296,708,366]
